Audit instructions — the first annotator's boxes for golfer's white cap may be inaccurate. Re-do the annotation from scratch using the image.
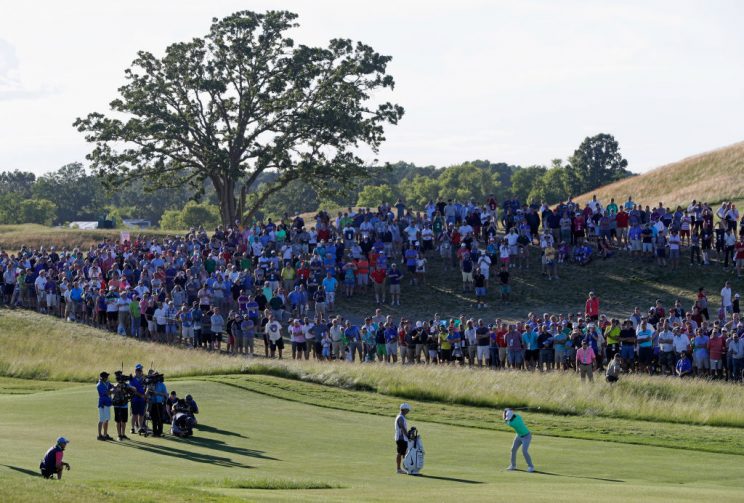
[400,403,411,411]
[503,408,514,421]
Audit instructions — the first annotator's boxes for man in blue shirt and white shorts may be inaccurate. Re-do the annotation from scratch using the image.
[96,371,113,441]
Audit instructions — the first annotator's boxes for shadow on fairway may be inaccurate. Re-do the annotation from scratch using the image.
[415,474,484,484]
[1,465,41,477]
[163,436,279,461]
[196,424,247,438]
[530,470,624,483]
[113,439,255,468]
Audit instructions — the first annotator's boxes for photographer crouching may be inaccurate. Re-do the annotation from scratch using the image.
[144,370,168,437]
[170,397,198,437]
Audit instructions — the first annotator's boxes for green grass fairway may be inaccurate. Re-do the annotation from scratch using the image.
[1,378,742,502]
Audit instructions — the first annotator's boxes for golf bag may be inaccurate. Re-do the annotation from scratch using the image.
[402,427,425,474]
[171,412,196,437]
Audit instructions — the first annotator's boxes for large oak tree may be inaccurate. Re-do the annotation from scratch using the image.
[75,10,403,225]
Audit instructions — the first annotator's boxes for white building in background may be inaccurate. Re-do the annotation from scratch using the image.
[68,221,99,229]
[122,219,152,229]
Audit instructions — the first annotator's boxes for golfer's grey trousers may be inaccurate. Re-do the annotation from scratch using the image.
[511,433,533,468]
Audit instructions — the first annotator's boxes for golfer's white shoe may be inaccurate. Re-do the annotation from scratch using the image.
[397,469,407,474]
[506,465,516,471]
[527,466,535,473]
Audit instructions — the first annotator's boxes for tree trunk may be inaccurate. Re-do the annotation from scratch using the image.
[213,175,236,227]
[238,184,247,227]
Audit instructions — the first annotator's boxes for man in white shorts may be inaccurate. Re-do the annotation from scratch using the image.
[96,372,113,441]
[475,320,491,367]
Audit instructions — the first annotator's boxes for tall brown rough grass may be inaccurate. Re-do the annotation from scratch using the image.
[0,310,246,381]
[0,225,180,252]
[3,310,744,427]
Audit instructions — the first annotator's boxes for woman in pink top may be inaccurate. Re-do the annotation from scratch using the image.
[291,320,307,360]
[575,340,596,382]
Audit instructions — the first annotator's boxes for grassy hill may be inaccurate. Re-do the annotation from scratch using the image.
[576,140,744,208]
[2,310,744,501]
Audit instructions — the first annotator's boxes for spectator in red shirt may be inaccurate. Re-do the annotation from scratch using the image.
[495,323,508,368]
[370,266,387,305]
[356,257,370,293]
[734,236,744,277]
[709,329,726,379]
[585,292,600,321]
[616,207,630,246]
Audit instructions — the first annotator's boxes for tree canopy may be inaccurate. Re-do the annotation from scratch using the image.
[567,133,631,195]
[33,163,105,223]
[74,10,403,225]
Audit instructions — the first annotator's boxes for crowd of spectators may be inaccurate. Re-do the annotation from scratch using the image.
[1,194,743,381]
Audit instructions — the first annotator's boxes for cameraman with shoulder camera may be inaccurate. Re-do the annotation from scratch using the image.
[112,370,139,441]
[146,370,169,437]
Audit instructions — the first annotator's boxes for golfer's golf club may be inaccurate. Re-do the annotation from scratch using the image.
[511,406,541,411]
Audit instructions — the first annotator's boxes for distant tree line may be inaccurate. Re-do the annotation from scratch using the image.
[354,133,633,210]
[0,133,632,228]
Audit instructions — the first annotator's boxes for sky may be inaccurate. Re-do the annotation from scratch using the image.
[1,0,744,176]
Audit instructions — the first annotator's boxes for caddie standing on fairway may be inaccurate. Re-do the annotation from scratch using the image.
[395,403,411,474]
[504,408,535,472]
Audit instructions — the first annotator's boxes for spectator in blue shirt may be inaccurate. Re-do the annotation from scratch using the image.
[636,320,655,373]
[96,372,113,441]
[387,264,403,306]
[322,272,338,311]
[521,328,539,370]
[692,330,710,377]
[288,286,304,317]
[384,324,399,363]
[676,352,692,378]
[344,322,362,362]
[68,282,83,321]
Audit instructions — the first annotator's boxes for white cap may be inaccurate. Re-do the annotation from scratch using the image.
[400,403,411,411]
[503,408,514,421]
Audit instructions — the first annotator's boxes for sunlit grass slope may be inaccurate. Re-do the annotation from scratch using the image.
[576,140,744,208]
